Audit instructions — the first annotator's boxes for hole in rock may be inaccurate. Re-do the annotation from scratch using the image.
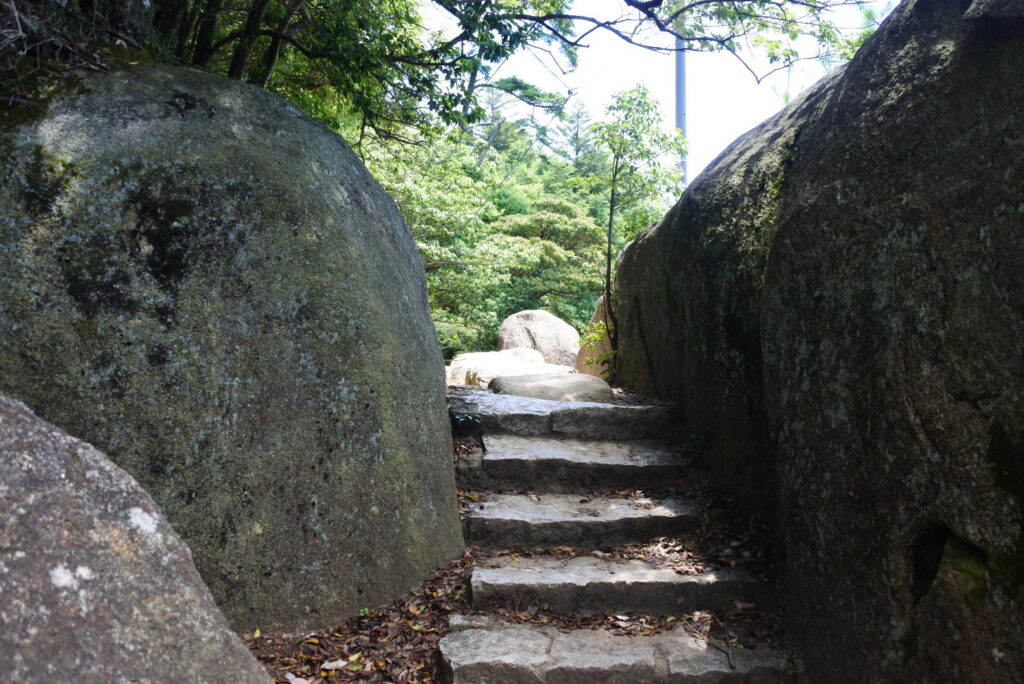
[910,523,952,603]
[910,524,989,605]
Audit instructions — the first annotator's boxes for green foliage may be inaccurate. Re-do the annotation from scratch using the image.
[5,0,868,141]
[360,82,693,359]
[580,321,609,351]
[579,320,614,375]
[363,107,607,357]
[498,198,603,251]
[836,3,892,61]
[591,85,687,210]
[2,1,875,363]
[590,85,686,360]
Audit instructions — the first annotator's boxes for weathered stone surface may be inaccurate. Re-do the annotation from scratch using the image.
[575,296,613,379]
[441,623,552,683]
[490,372,613,402]
[611,1,1024,679]
[462,493,697,549]
[964,0,1024,19]
[440,622,789,683]
[449,389,675,440]
[448,348,565,387]
[456,434,687,493]
[0,65,462,630]
[613,68,841,518]
[497,310,581,366]
[0,395,270,683]
[472,556,762,615]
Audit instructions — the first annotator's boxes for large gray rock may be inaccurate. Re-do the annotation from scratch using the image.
[448,347,570,387]
[0,394,270,683]
[497,310,581,365]
[0,65,462,630]
[489,372,613,402]
[611,1,1024,680]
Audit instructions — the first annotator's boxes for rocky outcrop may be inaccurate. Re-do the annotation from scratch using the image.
[611,1,1024,680]
[497,310,581,366]
[0,394,270,683]
[0,65,463,630]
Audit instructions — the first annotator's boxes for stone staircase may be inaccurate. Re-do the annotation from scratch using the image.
[440,389,791,683]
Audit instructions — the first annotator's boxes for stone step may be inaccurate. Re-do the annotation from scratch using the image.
[472,555,763,615]
[463,493,698,549]
[440,619,790,683]
[449,389,675,440]
[457,434,688,493]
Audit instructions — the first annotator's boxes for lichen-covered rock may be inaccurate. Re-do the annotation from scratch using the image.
[497,310,581,366]
[0,394,270,683]
[611,1,1024,680]
[0,65,463,630]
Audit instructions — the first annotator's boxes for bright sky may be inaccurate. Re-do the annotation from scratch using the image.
[424,0,893,182]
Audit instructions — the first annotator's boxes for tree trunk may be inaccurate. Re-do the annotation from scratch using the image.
[459,62,480,125]
[250,0,303,87]
[152,0,187,46]
[227,0,274,79]
[174,5,199,62]
[192,0,225,67]
[604,159,621,372]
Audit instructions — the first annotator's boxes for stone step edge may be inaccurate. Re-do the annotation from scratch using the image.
[449,388,677,440]
[462,492,698,519]
[462,493,701,550]
[440,617,790,682]
[477,434,690,466]
[457,438,691,492]
[472,555,758,586]
[470,557,765,614]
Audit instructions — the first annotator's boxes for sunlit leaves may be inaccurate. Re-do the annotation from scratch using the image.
[591,84,685,232]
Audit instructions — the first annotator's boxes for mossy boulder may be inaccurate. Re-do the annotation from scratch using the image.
[0,65,463,631]
[611,0,1024,679]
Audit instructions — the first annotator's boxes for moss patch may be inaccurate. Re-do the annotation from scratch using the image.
[946,536,991,614]
[22,145,82,215]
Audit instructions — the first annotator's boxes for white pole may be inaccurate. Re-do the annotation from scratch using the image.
[674,36,688,184]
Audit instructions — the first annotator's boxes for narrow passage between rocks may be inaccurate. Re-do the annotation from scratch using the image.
[440,389,793,683]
